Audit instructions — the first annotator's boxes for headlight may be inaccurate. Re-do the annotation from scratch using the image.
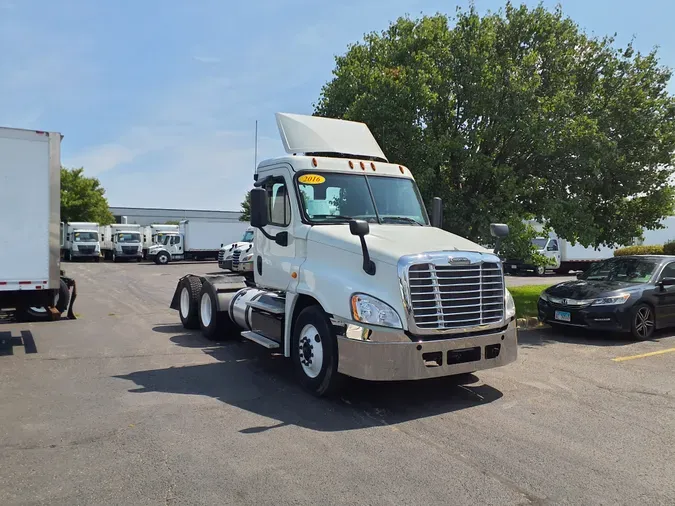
[351,293,402,328]
[242,253,254,262]
[591,293,630,306]
[95,244,100,252]
[505,289,516,320]
[539,292,549,302]
[72,244,78,251]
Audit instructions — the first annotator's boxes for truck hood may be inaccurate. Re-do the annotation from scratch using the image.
[307,225,489,266]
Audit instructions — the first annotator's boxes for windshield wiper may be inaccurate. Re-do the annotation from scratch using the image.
[381,216,422,226]
[311,214,353,221]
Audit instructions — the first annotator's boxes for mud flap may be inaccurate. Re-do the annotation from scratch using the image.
[170,274,193,310]
[61,276,77,320]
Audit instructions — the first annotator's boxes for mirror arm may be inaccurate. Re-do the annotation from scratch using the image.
[358,236,376,276]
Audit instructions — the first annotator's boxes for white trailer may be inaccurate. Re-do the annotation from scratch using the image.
[147,220,249,264]
[142,224,179,258]
[0,127,77,321]
[61,222,101,262]
[100,224,143,262]
[169,113,517,397]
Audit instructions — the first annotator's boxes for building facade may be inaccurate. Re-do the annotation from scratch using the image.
[109,206,244,226]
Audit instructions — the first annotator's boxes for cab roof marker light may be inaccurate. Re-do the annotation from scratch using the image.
[370,162,376,171]
[312,157,318,167]
[349,160,354,169]
[360,161,366,170]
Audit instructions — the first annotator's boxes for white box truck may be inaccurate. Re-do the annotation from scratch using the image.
[169,113,517,397]
[147,220,249,264]
[142,224,179,259]
[61,222,101,262]
[0,127,77,321]
[100,224,143,262]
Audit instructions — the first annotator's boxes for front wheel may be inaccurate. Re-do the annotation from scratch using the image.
[535,265,545,276]
[631,303,655,340]
[291,305,344,397]
[155,251,170,265]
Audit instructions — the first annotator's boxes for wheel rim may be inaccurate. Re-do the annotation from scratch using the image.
[298,324,324,379]
[200,293,212,327]
[160,254,168,264]
[180,287,190,318]
[635,307,654,338]
[537,266,544,275]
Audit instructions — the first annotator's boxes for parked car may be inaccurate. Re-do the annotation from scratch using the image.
[538,255,675,339]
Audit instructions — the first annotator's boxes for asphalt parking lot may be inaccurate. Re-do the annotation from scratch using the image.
[1,261,674,505]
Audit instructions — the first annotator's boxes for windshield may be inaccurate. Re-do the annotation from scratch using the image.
[297,173,429,225]
[160,235,179,245]
[531,238,548,248]
[117,233,141,243]
[242,230,254,242]
[73,231,98,242]
[579,257,658,283]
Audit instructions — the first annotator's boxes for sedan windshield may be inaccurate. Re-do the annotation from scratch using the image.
[579,258,658,283]
[297,173,429,225]
[117,233,141,243]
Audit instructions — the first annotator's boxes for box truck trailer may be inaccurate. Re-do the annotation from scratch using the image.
[0,127,77,321]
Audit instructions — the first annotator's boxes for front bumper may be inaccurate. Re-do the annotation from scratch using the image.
[71,251,100,258]
[537,299,631,331]
[337,320,517,381]
[219,259,233,270]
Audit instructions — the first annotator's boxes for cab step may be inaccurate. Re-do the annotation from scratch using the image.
[240,331,280,349]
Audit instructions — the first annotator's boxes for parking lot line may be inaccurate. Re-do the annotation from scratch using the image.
[612,347,675,362]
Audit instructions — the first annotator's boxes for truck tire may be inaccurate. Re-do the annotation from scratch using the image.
[291,305,344,397]
[155,251,170,265]
[94,256,101,263]
[16,279,70,322]
[198,282,239,341]
[178,276,202,329]
[112,251,117,263]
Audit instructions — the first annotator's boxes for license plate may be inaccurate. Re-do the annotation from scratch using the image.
[554,310,571,322]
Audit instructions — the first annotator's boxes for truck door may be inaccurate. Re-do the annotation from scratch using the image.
[256,168,296,290]
[170,235,183,256]
[546,239,562,268]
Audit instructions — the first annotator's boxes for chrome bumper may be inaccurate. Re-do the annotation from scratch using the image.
[337,320,517,381]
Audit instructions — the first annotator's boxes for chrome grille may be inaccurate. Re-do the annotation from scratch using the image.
[218,249,226,262]
[408,262,504,330]
[232,249,242,269]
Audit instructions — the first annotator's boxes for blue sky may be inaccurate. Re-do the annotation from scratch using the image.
[1,0,673,211]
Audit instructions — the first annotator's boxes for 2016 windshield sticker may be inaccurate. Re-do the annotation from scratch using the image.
[298,174,325,184]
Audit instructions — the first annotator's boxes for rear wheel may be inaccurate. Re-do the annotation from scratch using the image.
[631,303,655,340]
[178,277,202,329]
[16,279,70,322]
[198,283,238,341]
[291,305,344,397]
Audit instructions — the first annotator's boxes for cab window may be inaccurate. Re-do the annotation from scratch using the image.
[659,262,675,280]
[266,178,291,226]
[547,240,559,251]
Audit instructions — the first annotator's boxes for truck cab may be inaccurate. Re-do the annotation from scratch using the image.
[218,227,255,270]
[143,224,180,258]
[61,222,101,262]
[101,224,143,262]
[171,113,517,396]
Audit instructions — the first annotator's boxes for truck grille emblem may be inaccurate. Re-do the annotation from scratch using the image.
[448,256,470,265]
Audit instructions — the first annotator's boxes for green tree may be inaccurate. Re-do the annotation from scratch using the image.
[314,2,675,248]
[240,191,251,221]
[60,167,115,225]
[164,221,180,225]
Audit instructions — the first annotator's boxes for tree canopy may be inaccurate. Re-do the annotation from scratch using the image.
[60,167,115,225]
[239,191,251,222]
[314,2,675,248]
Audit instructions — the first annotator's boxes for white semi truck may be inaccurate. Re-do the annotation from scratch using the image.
[0,127,77,321]
[142,224,179,259]
[60,222,101,262]
[218,227,254,270]
[148,219,249,264]
[100,224,143,262]
[170,113,517,396]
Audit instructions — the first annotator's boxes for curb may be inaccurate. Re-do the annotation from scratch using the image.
[516,316,542,330]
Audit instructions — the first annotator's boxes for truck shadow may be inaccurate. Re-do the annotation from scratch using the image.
[117,331,503,433]
[517,326,666,348]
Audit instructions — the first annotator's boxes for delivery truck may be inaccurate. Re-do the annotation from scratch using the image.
[60,222,101,262]
[142,224,179,259]
[147,220,249,264]
[169,113,517,396]
[100,224,143,262]
[0,127,77,321]
[218,226,254,270]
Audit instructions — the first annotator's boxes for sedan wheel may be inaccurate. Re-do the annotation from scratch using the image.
[631,304,655,340]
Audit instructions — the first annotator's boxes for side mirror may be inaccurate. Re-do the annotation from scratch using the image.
[490,223,510,238]
[660,277,675,287]
[349,219,370,237]
[431,197,443,228]
[250,187,269,228]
